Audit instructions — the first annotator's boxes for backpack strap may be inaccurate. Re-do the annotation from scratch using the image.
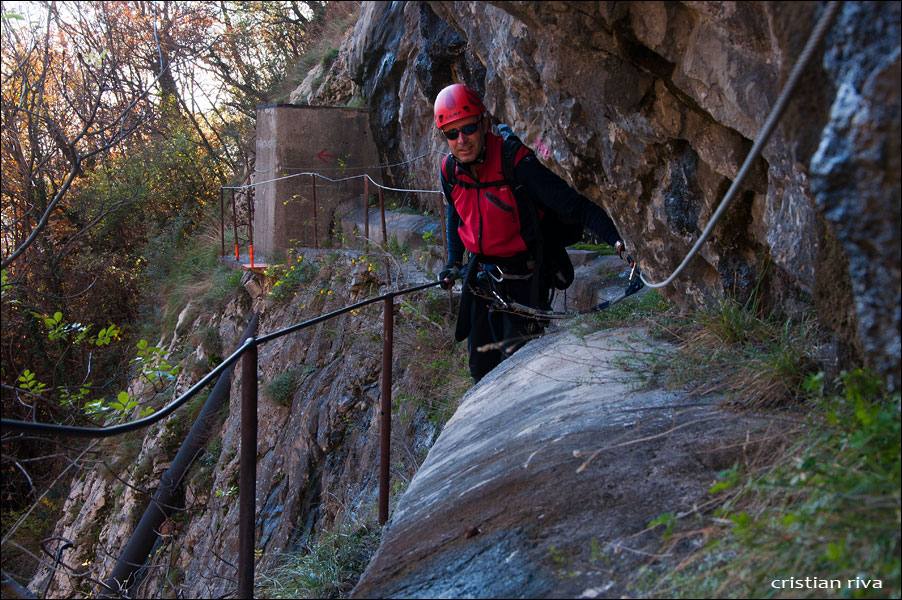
[499,132,532,188]
[499,128,545,306]
[498,129,541,242]
[443,152,508,190]
[440,153,457,196]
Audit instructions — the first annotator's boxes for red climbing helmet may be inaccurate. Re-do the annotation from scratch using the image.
[434,83,485,129]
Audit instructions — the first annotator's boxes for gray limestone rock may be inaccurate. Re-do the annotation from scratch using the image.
[346,0,899,388]
[352,328,776,598]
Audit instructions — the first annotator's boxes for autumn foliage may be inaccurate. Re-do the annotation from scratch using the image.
[1,0,357,584]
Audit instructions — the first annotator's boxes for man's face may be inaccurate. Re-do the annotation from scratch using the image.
[442,115,486,164]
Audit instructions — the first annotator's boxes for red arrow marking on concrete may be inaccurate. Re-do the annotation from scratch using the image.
[317,149,336,163]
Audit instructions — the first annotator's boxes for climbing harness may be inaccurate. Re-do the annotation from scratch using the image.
[469,252,645,321]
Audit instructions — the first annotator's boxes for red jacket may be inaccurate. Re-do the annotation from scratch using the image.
[441,132,532,258]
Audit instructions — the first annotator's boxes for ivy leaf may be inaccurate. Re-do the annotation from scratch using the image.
[825,541,845,563]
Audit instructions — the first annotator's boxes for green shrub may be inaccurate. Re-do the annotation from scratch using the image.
[190,325,223,363]
[321,47,339,68]
[267,257,318,302]
[266,367,312,407]
[386,234,409,257]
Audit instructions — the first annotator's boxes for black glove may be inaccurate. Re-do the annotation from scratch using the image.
[439,264,461,290]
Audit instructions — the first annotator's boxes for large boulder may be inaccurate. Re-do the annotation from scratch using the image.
[352,328,775,598]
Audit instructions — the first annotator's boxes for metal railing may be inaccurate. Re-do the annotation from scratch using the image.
[220,168,445,269]
[2,278,442,598]
[4,149,451,598]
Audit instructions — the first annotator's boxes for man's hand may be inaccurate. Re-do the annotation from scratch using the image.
[615,241,634,267]
[439,264,461,290]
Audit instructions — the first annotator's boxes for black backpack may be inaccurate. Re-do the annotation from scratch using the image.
[496,125,583,294]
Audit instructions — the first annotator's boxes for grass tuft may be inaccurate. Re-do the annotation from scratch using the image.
[588,289,671,330]
[266,367,313,408]
[256,524,381,599]
[642,297,821,408]
[568,241,617,255]
[140,215,243,340]
[644,369,900,598]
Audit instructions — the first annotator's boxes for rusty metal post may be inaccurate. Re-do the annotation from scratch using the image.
[239,340,258,598]
[379,187,387,246]
[379,295,394,525]
[248,189,255,269]
[312,174,318,249]
[232,189,240,262]
[101,316,258,598]
[363,177,370,249]
[220,188,225,257]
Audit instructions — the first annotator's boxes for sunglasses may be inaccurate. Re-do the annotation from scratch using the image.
[442,119,481,141]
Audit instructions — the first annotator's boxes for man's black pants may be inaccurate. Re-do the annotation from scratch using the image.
[466,275,548,382]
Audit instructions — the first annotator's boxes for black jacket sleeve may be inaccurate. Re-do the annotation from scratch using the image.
[441,171,465,266]
[513,153,621,248]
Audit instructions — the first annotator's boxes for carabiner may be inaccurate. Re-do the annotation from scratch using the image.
[488,265,504,283]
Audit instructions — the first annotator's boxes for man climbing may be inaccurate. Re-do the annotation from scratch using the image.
[435,82,634,382]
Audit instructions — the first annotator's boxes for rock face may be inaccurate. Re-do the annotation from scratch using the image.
[30,254,452,598]
[352,328,775,598]
[809,2,902,391]
[27,4,899,598]
[345,1,900,389]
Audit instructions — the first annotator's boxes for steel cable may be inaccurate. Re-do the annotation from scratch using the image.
[223,170,444,195]
[639,1,842,288]
[1,282,440,437]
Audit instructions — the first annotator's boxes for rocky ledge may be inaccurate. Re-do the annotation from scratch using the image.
[352,326,778,598]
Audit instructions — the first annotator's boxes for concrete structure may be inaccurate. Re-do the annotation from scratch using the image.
[253,105,381,261]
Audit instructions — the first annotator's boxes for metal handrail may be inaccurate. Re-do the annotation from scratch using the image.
[1,340,250,438]
[221,159,445,268]
[2,279,443,598]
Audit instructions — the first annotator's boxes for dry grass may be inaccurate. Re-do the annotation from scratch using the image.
[644,298,821,408]
[618,291,900,599]
[638,372,900,599]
